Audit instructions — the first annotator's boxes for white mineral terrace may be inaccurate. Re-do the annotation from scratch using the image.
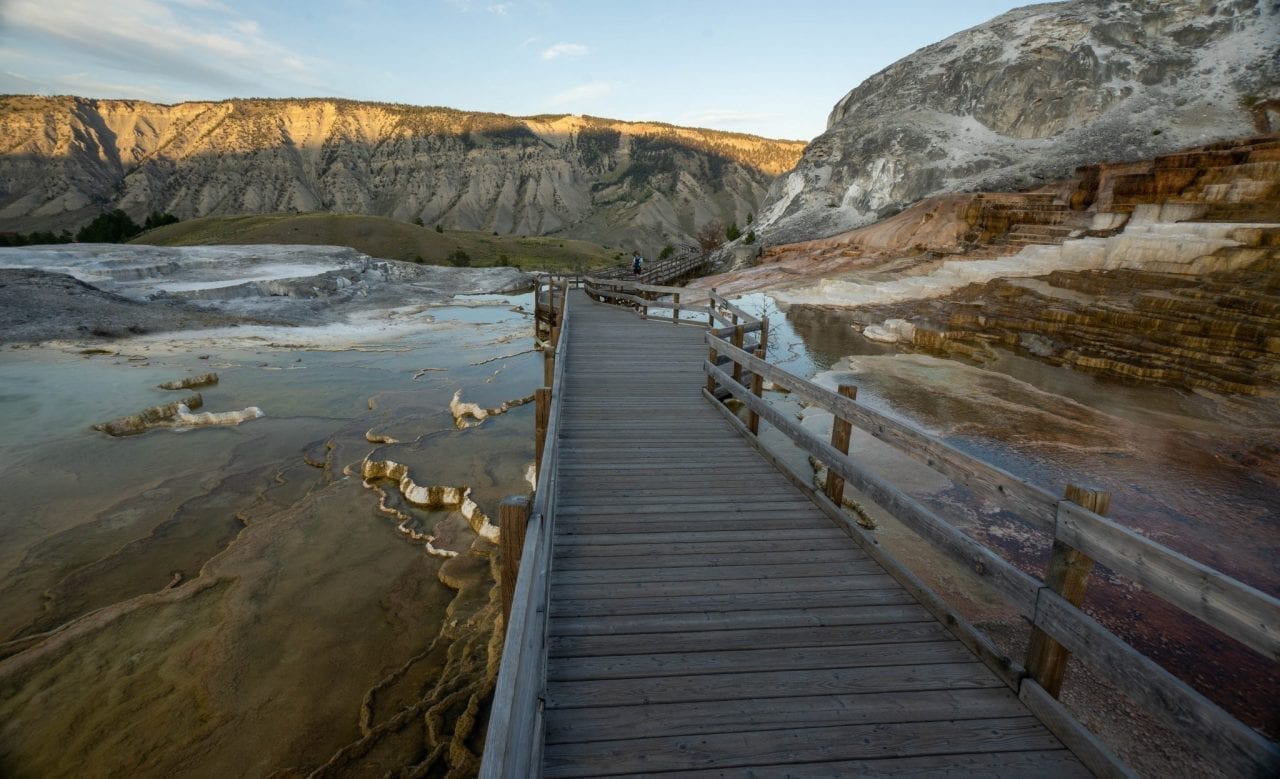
[773,220,1268,309]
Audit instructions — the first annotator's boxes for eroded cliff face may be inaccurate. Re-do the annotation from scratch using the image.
[0,96,804,249]
[755,0,1279,245]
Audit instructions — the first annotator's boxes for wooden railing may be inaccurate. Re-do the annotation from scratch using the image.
[590,248,713,286]
[483,274,577,778]
[583,275,767,345]
[484,273,1280,777]
[704,328,1280,778]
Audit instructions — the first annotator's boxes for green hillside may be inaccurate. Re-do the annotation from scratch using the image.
[131,212,623,273]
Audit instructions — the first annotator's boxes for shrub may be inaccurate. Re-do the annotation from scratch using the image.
[725,222,741,241]
[696,221,724,257]
[142,211,179,230]
[0,230,72,246]
[413,217,424,227]
[76,209,142,243]
[745,230,756,244]
[447,249,472,267]
[435,224,444,233]
[746,212,753,224]
[658,244,674,260]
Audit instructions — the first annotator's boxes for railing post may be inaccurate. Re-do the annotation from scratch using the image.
[708,288,717,327]
[543,345,556,387]
[499,495,530,628]
[732,325,745,385]
[748,348,765,435]
[533,278,542,340]
[823,384,858,505]
[1025,484,1109,698]
[673,292,680,324]
[534,387,551,479]
[706,342,718,395]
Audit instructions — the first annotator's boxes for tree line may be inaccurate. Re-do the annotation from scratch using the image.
[0,210,180,247]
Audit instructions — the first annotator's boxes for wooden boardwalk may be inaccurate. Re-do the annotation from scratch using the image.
[541,292,1090,776]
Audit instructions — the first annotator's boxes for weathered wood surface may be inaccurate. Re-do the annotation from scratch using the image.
[711,329,1280,776]
[534,291,1087,776]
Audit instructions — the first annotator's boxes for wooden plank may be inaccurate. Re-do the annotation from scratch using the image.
[553,527,846,546]
[552,548,860,571]
[560,511,849,529]
[544,661,1001,709]
[549,603,935,636]
[554,516,838,535]
[557,483,798,498]
[542,716,1063,777]
[555,499,817,516]
[548,621,949,659]
[546,639,974,682]
[668,750,1092,778]
[551,559,879,586]
[549,587,916,618]
[551,572,899,601]
[544,687,1027,744]
[553,537,856,559]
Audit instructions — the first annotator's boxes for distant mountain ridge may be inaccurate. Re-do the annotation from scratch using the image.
[0,96,805,250]
[755,0,1280,245]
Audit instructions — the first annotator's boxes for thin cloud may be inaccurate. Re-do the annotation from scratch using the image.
[548,81,612,107]
[681,109,781,130]
[0,68,168,101]
[3,0,316,95]
[541,42,588,61]
[487,3,512,14]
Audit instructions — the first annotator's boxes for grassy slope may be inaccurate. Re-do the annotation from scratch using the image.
[131,212,623,273]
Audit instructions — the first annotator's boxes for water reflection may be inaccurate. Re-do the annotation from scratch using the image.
[740,294,1280,734]
[0,295,537,775]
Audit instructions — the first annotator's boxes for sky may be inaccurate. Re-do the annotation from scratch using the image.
[0,0,1030,141]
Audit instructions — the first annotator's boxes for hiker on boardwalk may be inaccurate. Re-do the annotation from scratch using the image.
[632,253,644,275]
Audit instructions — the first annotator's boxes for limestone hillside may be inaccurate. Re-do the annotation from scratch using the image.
[755,0,1280,245]
[0,96,805,251]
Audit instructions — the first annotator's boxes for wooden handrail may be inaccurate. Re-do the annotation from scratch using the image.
[704,327,1280,776]
[581,274,759,333]
[711,335,1060,531]
[482,284,573,778]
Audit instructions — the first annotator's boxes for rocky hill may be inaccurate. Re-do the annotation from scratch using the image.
[0,96,804,251]
[754,0,1279,245]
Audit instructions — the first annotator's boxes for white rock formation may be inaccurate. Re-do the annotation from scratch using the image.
[757,0,1280,245]
[773,221,1267,309]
